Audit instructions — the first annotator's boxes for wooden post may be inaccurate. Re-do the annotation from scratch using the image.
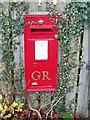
[87,28,90,119]
[77,28,89,118]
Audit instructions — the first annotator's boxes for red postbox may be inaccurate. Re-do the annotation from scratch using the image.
[24,14,58,92]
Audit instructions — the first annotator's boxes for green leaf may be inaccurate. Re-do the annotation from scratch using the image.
[63,114,74,120]
[55,34,60,40]
[84,10,88,14]
[60,44,64,48]
[58,25,63,29]
[83,14,88,20]
[12,117,17,120]
[78,3,87,8]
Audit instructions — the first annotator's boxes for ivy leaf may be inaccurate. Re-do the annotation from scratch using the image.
[84,10,88,14]
[84,23,88,28]
[60,44,64,48]
[55,34,60,40]
[83,14,88,20]
[58,25,63,29]
[78,3,87,8]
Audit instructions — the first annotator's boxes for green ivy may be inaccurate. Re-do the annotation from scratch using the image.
[49,2,90,112]
[0,2,29,102]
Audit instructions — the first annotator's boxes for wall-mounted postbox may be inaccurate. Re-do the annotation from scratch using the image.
[24,14,58,92]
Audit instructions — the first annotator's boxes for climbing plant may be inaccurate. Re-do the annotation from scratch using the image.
[49,2,90,112]
[0,2,29,102]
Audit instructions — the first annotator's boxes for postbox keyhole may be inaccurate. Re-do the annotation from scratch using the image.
[33,62,37,67]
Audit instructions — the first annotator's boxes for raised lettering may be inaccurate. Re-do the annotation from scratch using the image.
[42,71,51,80]
[31,71,41,80]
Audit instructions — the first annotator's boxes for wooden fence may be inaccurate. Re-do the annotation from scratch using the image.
[0,1,90,118]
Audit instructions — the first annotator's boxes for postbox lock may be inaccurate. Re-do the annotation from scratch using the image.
[38,19,44,24]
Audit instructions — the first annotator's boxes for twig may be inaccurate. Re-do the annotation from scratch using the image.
[26,93,42,119]
[39,96,58,110]
[46,96,64,119]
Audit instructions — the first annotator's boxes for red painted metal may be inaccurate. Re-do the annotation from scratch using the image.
[24,14,58,92]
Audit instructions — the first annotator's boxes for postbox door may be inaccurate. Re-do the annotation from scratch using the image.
[25,39,58,91]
